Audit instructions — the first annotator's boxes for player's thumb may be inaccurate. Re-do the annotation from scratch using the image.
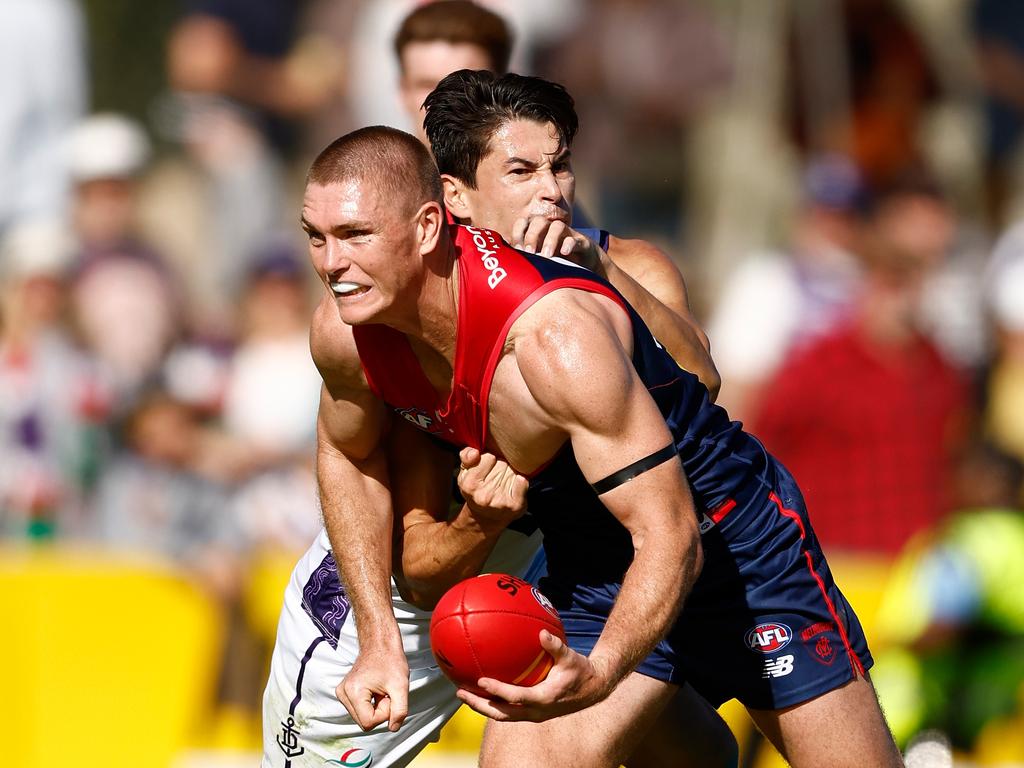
[459,446,481,468]
[539,629,567,658]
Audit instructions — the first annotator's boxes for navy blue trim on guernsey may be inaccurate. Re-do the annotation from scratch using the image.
[590,443,678,494]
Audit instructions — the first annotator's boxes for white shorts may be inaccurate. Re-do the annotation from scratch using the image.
[262,526,544,768]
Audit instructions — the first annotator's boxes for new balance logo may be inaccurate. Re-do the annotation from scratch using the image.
[762,654,795,678]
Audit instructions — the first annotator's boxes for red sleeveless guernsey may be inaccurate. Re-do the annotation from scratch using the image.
[351,224,625,452]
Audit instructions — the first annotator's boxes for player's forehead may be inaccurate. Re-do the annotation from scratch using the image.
[481,119,567,169]
[400,40,493,83]
[302,179,385,227]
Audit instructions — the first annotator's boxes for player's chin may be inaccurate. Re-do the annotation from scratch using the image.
[333,291,380,324]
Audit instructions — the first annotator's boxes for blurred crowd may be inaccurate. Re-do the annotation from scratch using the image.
[3,0,1024,757]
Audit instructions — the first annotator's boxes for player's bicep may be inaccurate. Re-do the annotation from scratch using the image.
[316,380,390,462]
[311,304,390,462]
[516,299,676,488]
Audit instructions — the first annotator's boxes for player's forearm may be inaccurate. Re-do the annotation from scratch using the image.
[400,509,507,608]
[587,522,703,691]
[318,444,403,652]
[603,262,721,400]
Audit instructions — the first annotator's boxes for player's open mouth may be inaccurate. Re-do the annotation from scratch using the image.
[331,281,370,298]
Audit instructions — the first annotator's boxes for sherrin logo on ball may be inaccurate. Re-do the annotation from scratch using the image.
[745,622,793,653]
[429,573,566,695]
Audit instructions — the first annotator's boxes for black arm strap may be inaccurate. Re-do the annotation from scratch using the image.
[590,442,679,495]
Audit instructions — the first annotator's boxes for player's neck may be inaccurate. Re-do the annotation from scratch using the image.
[402,234,459,366]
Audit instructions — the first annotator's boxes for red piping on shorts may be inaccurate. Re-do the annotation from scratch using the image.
[768,492,866,678]
[708,498,736,523]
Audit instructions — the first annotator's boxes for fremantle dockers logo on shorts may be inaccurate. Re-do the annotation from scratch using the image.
[745,622,793,653]
[277,716,304,758]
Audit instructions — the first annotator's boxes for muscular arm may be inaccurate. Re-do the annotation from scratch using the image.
[388,424,527,608]
[514,218,720,400]
[512,292,703,704]
[309,301,408,731]
[602,236,721,401]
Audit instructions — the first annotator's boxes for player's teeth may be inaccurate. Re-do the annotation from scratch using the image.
[332,281,364,296]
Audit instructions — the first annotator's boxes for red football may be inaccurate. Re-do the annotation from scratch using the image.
[429,573,566,695]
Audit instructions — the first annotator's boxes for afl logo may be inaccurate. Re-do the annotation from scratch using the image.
[745,622,793,654]
[531,587,559,618]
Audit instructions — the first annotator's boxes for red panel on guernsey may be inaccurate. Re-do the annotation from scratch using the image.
[352,225,626,451]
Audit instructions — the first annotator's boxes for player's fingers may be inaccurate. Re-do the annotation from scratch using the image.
[475,676,538,706]
[523,216,551,254]
[459,446,481,470]
[341,686,389,731]
[456,687,535,722]
[538,224,563,259]
[539,629,567,658]
[511,217,529,249]
[511,473,530,500]
[559,234,577,257]
[539,220,573,260]
[387,687,409,732]
[474,452,498,477]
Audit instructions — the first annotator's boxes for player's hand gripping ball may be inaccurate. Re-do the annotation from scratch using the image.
[429,573,566,696]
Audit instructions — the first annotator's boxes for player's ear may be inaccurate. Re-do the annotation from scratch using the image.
[441,174,472,221]
[415,200,444,254]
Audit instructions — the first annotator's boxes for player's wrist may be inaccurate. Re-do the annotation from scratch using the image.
[453,503,510,537]
[582,651,622,700]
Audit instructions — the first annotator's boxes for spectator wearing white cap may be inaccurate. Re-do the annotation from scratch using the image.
[67,112,152,253]
[65,114,185,409]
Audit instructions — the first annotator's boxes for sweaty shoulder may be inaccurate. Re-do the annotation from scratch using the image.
[309,295,367,394]
[512,288,633,371]
[509,288,636,427]
[606,234,689,315]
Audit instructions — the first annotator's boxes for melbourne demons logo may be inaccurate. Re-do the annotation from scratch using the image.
[464,226,507,288]
[800,621,838,665]
[745,622,793,654]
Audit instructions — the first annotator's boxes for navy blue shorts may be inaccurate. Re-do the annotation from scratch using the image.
[545,459,872,711]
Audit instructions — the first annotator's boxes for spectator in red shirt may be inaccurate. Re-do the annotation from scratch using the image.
[751,173,972,554]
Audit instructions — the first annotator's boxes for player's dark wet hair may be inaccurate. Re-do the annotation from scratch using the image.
[394,1,513,75]
[423,70,579,189]
[307,126,443,216]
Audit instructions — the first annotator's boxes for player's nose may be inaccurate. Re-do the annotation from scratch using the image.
[320,239,352,273]
[536,169,564,202]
